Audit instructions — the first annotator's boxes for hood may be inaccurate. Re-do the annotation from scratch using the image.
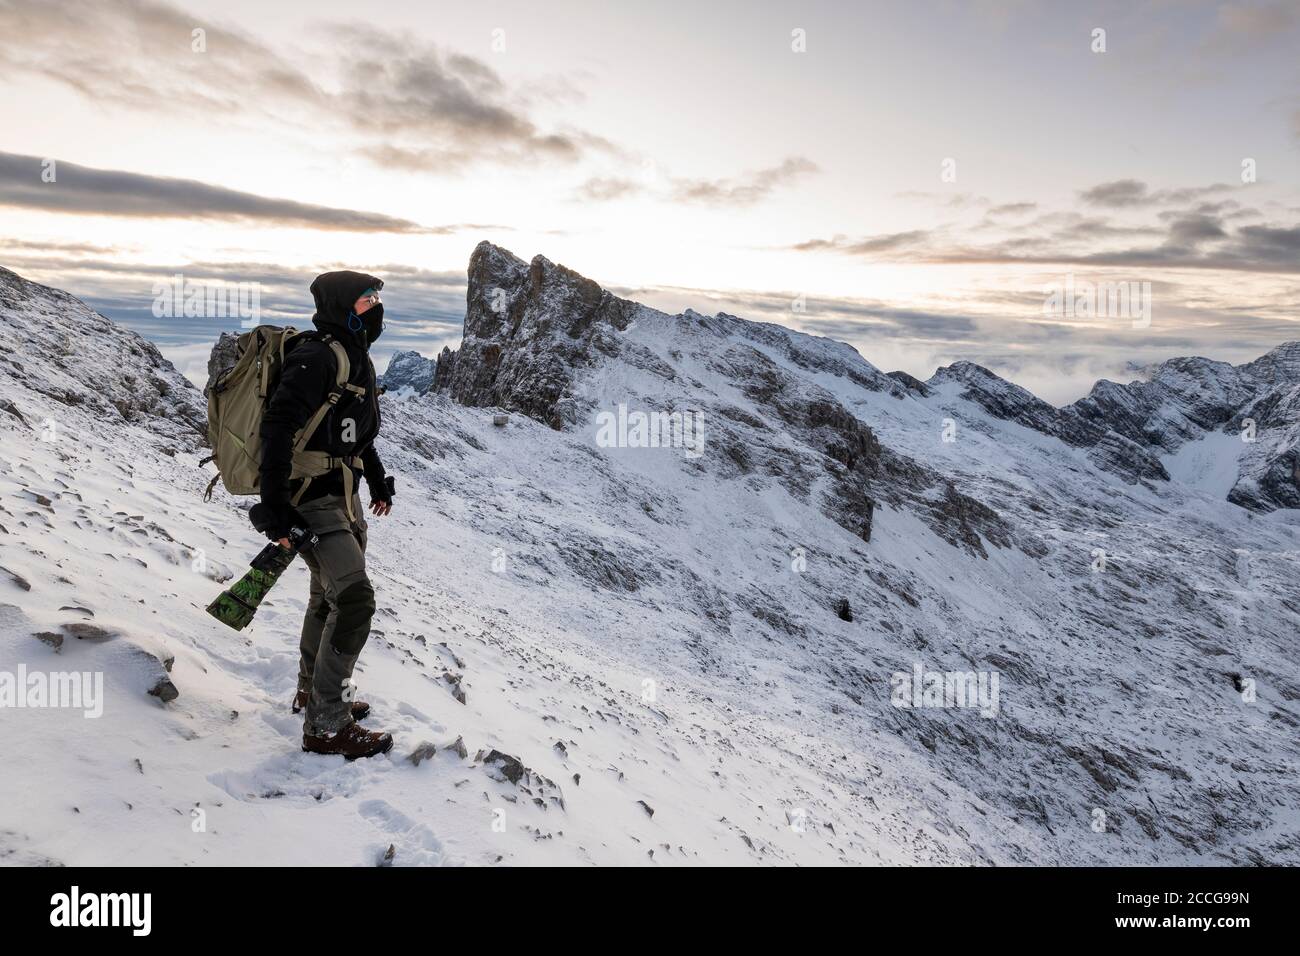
[309,270,384,344]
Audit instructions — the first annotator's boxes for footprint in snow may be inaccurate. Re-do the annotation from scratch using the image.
[357,799,454,867]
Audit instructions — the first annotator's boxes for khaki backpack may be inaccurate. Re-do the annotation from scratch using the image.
[203,326,367,520]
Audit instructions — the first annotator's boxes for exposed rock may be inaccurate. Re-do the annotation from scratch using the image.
[476,749,566,810]
[556,540,651,592]
[432,241,639,428]
[442,671,467,704]
[1,566,31,591]
[921,350,1296,503]
[1224,360,1300,511]
[480,749,526,785]
[1068,356,1253,453]
[887,370,932,397]
[148,677,179,703]
[423,244,1020,558]
[1087,430,1171,484]
[380,350,437,395]
[1229,452,1300,512]
[62,622,115,641]
[0,398,28,426]
[930,361,1091,445]
[205,332,241,396]
[0,267,206,442]
[406,741,438,766]
[33,631,63,651]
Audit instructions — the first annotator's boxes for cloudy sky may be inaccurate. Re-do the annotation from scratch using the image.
[1,0,1297,401]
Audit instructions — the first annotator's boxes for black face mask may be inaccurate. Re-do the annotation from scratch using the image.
[348,302,385,345]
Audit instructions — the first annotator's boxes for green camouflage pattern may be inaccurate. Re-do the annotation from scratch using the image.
[206,544,297,630]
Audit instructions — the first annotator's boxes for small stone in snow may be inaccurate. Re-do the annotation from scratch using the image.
[63,622,115,641]
[482,750,526,785]
[34,631,63,651]
[149,678,179,703]
[1,566,31,592]
[407,742,438,766]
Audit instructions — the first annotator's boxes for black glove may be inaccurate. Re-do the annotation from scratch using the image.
[367,473,395,505]
[249,500,308,542]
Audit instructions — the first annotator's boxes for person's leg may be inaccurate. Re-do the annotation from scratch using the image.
[296,558,331,697]
[302,496,374,734]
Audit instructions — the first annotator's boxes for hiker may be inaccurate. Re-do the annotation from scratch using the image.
[257,270,395,759]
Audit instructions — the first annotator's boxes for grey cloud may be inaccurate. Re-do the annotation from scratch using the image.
[795,185,1300,274]
[1165,213,1230,249]
[1079,179,1233,208]
[332,27,593,170]
[0,237,128,255]
[792,230,933,255]
[988,202,1037,216]
[2,0,799,203]
[669,158,819,207]
[0,151,474,232]
[1078,180,1153,207]
[573,157,818,207]
[2,251,468,355]
[896,191,990,209]
[574,177,646,202]
[0,0,602,173]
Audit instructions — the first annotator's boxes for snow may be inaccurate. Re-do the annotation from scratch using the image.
[2,260,1300,866]
[1162,432,1245,499]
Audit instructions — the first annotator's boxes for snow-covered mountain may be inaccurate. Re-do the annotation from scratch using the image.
[378,350,437,396]
[2,248,1299,866]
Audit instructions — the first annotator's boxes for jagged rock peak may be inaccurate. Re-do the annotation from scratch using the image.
[433,241,640,428]
[1239,340,1300,385]
[928,359,1091,445]
[380,350,437,395]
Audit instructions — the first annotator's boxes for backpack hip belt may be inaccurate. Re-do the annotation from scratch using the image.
[289,452,366,522]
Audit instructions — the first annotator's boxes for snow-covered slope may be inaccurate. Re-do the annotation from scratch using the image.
[2,251,1299,866]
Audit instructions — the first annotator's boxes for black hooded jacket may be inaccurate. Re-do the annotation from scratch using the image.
[259,270,386,509]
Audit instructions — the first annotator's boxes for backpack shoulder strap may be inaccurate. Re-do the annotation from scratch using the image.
[290,335,364,455]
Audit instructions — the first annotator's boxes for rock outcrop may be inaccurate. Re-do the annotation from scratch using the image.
[0,266,205,442]
[430,243,1018,556]
[380,350,437,395]
[432,242,639,428]
[925,345,1300,509]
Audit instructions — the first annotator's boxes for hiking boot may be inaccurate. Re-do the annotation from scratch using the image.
[293,688,370,721]
[302,722,394,760]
